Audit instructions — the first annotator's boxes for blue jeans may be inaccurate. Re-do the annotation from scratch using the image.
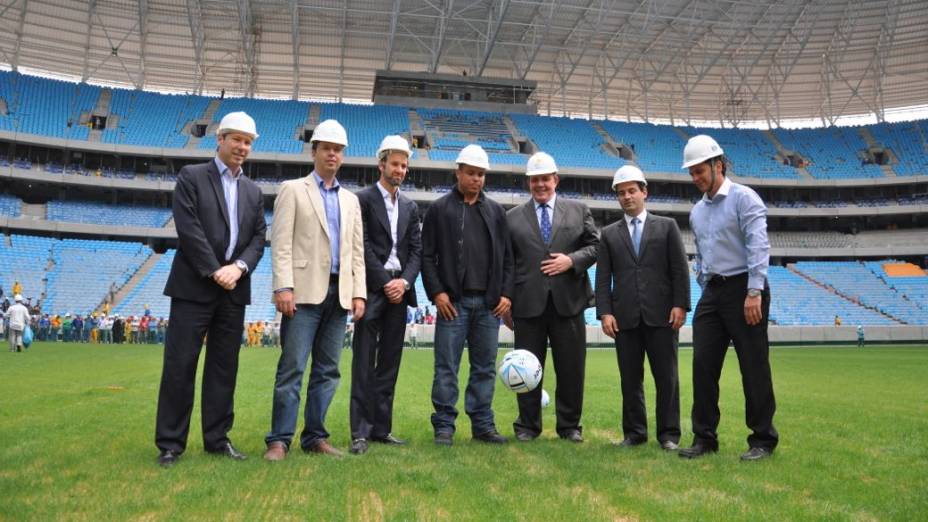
[430,294,501,436]
[266,282,347,449]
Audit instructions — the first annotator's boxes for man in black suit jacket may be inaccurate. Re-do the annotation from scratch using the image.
[349,136,422,455]
[155,112,267,466]
[506,152,599,443]
[595,165,689,451]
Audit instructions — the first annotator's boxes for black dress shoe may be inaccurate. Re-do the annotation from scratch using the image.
[560,430,584,443]
[158,450,180,467]
[678,443,718,459]
[612,438,646,448]
[660,441,680,451]
[371,434,406,445]
[206,442,247,460]
[740,447,773,461]
[350,438,369,455]
[515,431,537,442]
[473,430,508,444]
[434,432,454,446]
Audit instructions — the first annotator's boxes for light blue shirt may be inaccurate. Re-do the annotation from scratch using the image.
[376,181,402,271]
[534,193,556,229]
[213,157,241,265]
[312,171,341,274]
[690,177,769,290]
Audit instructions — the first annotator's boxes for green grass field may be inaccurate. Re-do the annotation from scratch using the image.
[1,342,926,521]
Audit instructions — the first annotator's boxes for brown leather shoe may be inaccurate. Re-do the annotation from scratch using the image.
[263,441,288,461]
[306,439,344,457]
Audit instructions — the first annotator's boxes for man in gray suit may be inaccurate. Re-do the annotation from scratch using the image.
[506,152,599,442]
[595,165,689,451]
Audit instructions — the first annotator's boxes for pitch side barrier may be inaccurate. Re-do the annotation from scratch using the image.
[401,325,928,347]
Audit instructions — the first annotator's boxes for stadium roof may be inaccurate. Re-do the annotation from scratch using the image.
[1,0,926,127]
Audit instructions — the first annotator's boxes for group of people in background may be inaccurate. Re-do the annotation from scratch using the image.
[151,110,779,468]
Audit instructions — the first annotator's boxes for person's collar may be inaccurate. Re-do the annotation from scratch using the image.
[625,209,647,222]
[311,170,339,190]
[214,157,242,179]
[452,185,482,203]
[703,176,732,202]
[534,192,556,210]
[377,180,398,200]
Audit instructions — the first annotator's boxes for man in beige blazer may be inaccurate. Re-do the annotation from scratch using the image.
[264,119,366,460]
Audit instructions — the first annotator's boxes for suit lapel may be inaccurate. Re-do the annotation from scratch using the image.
[371,186,391,239]
[396,193,410,245]
[207,161,230,229]
[338,184,351,247]
[303,175,329,240]
[637,216,653,260]
[522,201,544,246]
[236,176,247,228]
[549,197,566,245]
[616,218,637,262]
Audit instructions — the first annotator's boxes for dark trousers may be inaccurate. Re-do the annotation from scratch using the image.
[350,293,407,440]
[512,294,586,437]
[155,294,245,453]
[615,323,680,443]
[691,274,778,450]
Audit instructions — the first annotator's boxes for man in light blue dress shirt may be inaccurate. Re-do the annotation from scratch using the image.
[679,135,778,462]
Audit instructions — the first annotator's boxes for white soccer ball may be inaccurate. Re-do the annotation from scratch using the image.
[497,349,542,393]
[540,389,550,408]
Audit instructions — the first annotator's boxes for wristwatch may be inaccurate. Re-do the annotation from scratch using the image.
[234,260,248,273]
[747,288,761,297]
[403,280,411,291]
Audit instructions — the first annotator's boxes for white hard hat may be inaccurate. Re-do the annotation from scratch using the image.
[525,152,558,176]
[455,144,489,170]
[682,134,724,169]
[14,294,23,302]
[611,165,648,190]
[311,119,349,147]
[216,111,259,139]
[376,135,412,159]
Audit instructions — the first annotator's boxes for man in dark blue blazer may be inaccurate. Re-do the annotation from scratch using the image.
[155,112,267,466]
[349,136,422,455]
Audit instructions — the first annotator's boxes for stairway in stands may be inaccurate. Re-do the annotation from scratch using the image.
[788,264,904,324]
[109,252,161,311]
[763,130,814,179]
[858,126,897,177]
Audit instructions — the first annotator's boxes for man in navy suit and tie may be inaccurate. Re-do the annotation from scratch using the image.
[349,136,422,455]
[595,165,689,451]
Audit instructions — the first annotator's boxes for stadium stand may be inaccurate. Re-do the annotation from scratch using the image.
[114,250,174,319]
[319,103,412,159]
[511,114,623,170]
[0,71,101,139]
[682,126,798,179]
[773,127,884,179]
[0,194,22,218]
[793,261,927,324]
[200,98,308,154]
[419,109,521,165]
[103,89,210,147]
[0,234,56,301]
[599,120,684,173]
[46,200,172,228]
[767,266,894,325]
[43,239,151,315]
[867,121,928,177]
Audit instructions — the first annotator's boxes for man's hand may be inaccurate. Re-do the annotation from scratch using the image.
[540,253,573,276]
[668,306,686,330]
[601,314,618,339]
[212,264,243,290]
[492,296,512,318]
[744,294,763,325]
[434,292,458,321]
[384,279,406,304]
[274,290,296,318]
[352,298,365,322]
